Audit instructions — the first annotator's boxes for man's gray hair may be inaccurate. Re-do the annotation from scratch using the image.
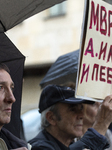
[41,104,61,129]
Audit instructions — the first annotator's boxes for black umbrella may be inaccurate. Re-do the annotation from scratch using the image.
[0,0,66,32]
[40,50,79,88]
[0,32,25,138]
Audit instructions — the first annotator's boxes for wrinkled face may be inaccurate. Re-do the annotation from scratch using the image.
[54,103,83,139]
[83,102,100,125]
[0,69,15,128]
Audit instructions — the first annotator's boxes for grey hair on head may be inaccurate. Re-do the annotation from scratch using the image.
[41,104,61,129]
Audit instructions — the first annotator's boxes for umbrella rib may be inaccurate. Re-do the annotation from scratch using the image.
[0,20,6,32]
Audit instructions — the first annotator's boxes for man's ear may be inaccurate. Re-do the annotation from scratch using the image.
[46,111,57,126]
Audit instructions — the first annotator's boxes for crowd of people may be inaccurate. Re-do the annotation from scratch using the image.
[0,63,112,150]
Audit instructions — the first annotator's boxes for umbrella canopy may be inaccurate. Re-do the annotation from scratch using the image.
[0,0,66,32]
[0,32,25,138]
[40,50,79,88]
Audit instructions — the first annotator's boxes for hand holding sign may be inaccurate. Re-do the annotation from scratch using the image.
[93,94,112,135]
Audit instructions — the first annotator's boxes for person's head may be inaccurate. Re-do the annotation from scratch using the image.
[0,63,16,130]
[39,84,93,141]
[61,81,76,90]
[83,102,101,133]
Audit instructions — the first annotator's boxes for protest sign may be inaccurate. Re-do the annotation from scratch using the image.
[75,0,112,101]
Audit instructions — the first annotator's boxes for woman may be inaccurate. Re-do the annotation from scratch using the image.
[83,102,112,150]
[83,102,100,133]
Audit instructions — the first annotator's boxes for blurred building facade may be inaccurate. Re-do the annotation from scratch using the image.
[6,0,111,114]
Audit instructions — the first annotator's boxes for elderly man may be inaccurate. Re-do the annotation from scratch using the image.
[0,63,29,150]
[29,84,112,150]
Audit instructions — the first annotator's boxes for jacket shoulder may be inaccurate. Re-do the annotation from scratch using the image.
[29,130,59,150]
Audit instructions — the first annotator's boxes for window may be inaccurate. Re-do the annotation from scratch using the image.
[103,0,112,4]
[48,2,67,17]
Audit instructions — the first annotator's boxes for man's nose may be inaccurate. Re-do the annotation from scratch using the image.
[5,88,16,103]
[77,110,84,119]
